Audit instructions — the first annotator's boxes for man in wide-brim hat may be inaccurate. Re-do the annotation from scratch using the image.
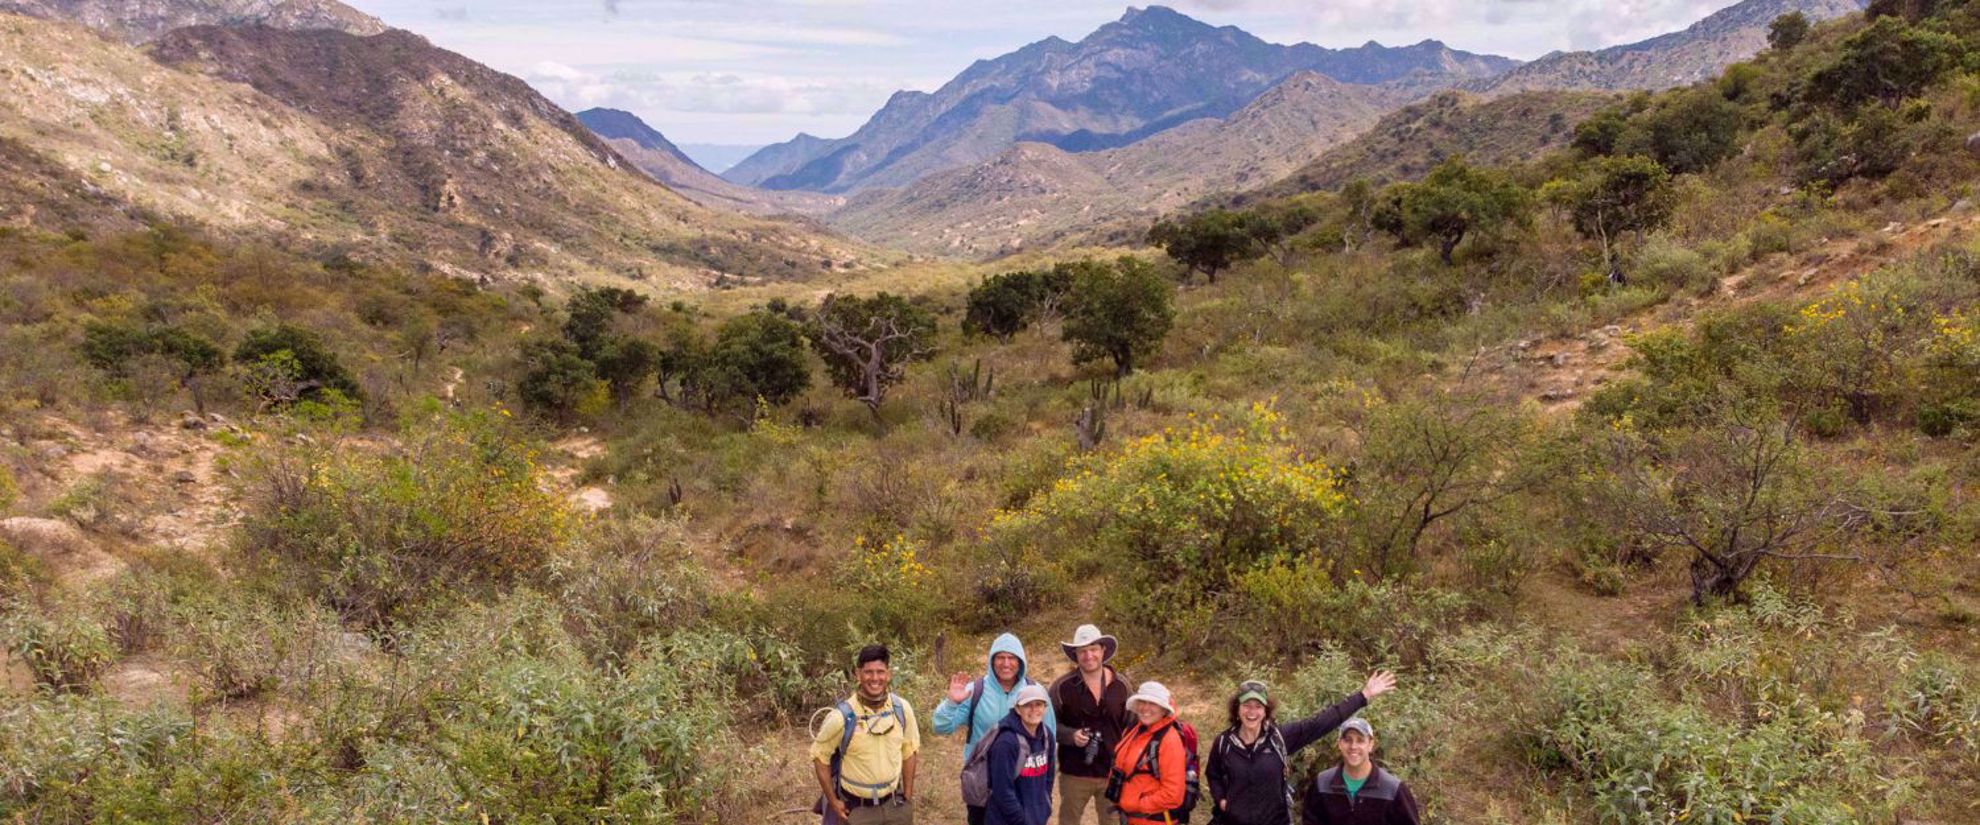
[1049,624,1134,824]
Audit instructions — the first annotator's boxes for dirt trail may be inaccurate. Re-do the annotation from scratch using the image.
[1476,210,1980,413]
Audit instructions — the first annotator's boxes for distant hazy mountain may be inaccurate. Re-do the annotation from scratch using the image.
[0,0,384,42]
[1467,0,1865,96]
[725,5,1516,195]
[679,144,766,174]
[578,108,840,217]
[828,71,1401,257]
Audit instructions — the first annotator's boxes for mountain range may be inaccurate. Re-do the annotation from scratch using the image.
[0,0,384,42]
[827,70,1400,256]
[0,10,867,288]
[721,5,1517,195]
[1467,0,1866,96]
[770,0,1870,256]
[577,108,840,218]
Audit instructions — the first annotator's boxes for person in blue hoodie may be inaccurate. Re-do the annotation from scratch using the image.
[934,633,1056,825]
[987,684,1055,825]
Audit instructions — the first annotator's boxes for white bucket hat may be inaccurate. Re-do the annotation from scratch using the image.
[1126,681,1174,716]
[1059,624,1119,663]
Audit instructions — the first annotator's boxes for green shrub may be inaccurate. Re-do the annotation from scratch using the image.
[546,516,713,669]
[1632,235,1713,295]
[0,463,17,512]
[5,607,116,693]
[87,551,223,658]
[1887,652,1980,759]
[237,410,575,628]
[0,538,45,602]
[1524,654,1905,823]
[172,594,338,705]
[233,324,364,406]
[984,406,1346,653]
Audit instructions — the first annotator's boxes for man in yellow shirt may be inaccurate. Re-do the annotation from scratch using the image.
[813,644,921,824]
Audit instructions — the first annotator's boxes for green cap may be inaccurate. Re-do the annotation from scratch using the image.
[1236,679,1269,706]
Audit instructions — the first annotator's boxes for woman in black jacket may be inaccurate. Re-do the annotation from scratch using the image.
[1205,671,1397,825]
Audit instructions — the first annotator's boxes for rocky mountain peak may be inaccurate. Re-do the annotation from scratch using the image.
[0,0,386,43]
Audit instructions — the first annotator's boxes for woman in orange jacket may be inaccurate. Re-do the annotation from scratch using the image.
[1108,681,1194,824]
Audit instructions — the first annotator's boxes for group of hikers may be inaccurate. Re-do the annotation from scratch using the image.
[810,625,1418,825]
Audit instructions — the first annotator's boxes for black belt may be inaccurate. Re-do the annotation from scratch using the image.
[845,792,899,807]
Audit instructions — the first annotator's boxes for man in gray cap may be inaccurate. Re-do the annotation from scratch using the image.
[1300,718,1420,825]
[1048,624,1133,824]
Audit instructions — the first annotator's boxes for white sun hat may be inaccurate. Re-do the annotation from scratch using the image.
[1059,624,1119,663]
[1126,681,1175,715]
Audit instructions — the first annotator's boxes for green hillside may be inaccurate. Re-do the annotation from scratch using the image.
[2,3,1978,824]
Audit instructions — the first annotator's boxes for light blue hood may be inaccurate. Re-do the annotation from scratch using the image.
[932,632,1056,746]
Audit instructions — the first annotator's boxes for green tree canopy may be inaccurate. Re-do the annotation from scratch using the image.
[517,337,602,420]
[234,324,363,404]
[1806,17,1962,110]
[1768,11,1810,51]
[1564,155,1676,283]
[1148,208,1264,283]
[689,311,813,413]
[808,293,938,417]
[963,267,1072,341]
[1372,157,1531,265]
[1060,257,1175,378]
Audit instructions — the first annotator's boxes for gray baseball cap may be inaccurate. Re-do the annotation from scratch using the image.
[1337,718,1374,739]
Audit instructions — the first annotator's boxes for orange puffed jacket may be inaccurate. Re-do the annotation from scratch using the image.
[1110,714,1188,820]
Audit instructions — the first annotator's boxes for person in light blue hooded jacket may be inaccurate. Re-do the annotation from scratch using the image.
[933,632,1056,825]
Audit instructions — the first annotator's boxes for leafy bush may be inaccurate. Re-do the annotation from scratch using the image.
[546,516,714,669]
[1524,655,1905,823]
[517,336,607,421]
[1806,17,1962,110]
[5,606,116,693]
[985,405,1345,652]
[237,410,575,627]
[1886,652,1980,759]
[172,594,339,705]
[1632,235,1714,295]
[233,324,363,407]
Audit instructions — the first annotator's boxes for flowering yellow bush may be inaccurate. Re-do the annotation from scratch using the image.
[987,402,1346,647]
[1782,276,1919,425]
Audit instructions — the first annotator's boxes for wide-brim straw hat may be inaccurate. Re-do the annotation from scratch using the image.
[1060,624,1118,663]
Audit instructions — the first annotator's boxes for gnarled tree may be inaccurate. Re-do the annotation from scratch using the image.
[808,293,937,418]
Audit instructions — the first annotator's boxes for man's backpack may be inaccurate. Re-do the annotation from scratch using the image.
[1126,721,1201,823]
[957,726,1033,807]
[814,694,908,821]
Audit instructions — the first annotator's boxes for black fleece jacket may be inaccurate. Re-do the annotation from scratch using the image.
[1205,691,1368,825]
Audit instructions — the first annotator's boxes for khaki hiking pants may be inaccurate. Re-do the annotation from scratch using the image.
[1059,774,1117,825]
[846,797,913,825]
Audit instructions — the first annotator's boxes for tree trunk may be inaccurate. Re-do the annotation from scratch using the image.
[1439,232,1462,265]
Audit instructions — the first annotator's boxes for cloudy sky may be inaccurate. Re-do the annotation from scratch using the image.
[341,0,1733,147]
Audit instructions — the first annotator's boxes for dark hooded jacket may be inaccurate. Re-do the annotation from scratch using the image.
[1207,691,1367,825]
[1299,765,1420,825]
[985,709,1055,825]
